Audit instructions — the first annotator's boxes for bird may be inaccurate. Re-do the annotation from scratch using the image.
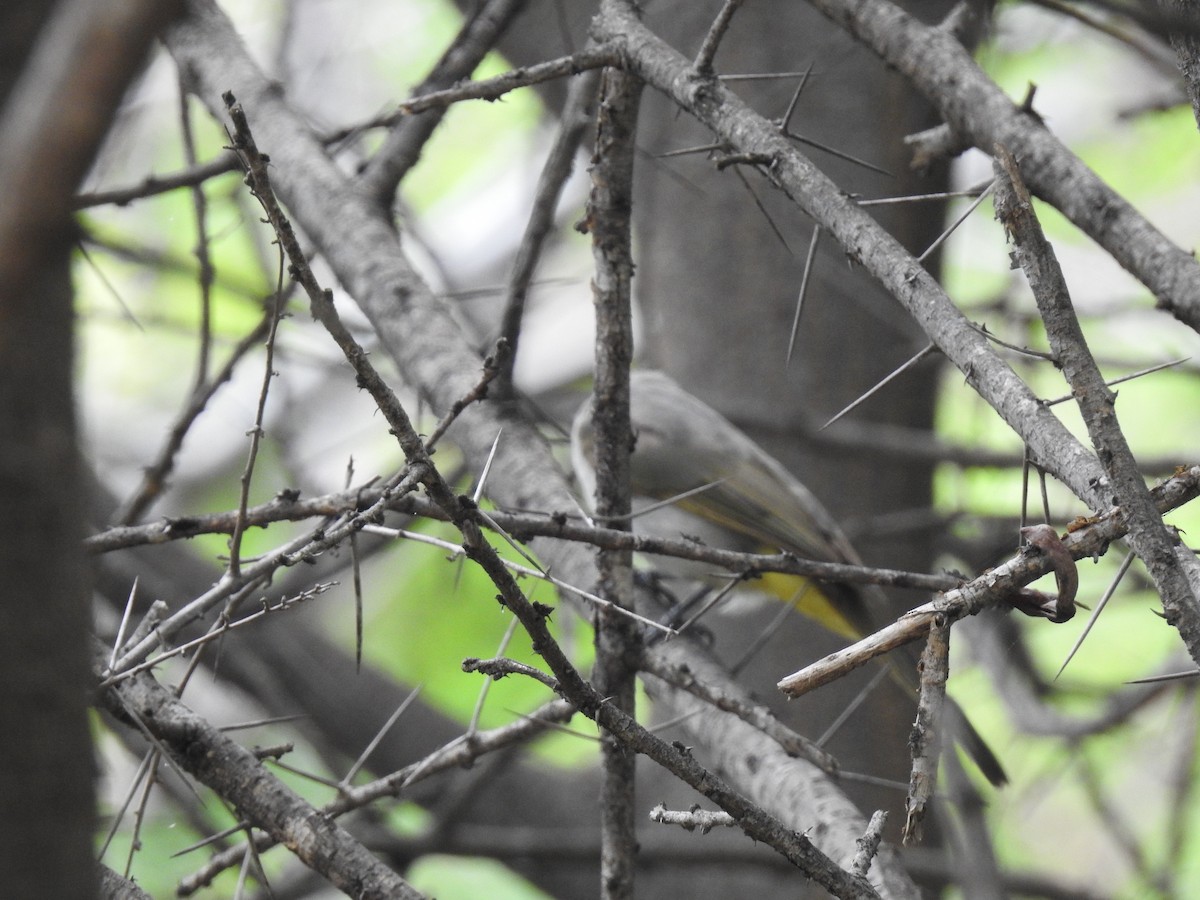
[571,369,1006,786]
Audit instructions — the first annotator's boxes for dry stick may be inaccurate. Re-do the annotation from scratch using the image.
[346,459,365,670]
[650,805,736,832]
[587,63,643,900]
[730,164,794,253]
[729,586,796,677]
[1019,447,1033,534]
[226,246,286,579]
[94,434,1186,555]
[359,0,528,203]
[970,320,1056,361]
[72,152,239,209]
[96,747,154,863]
[423,342,508,451]
[342,688,423,787]
[224,85,876,897]
[395,44,620,117]
[1036,461,1052,523]
[216,93,492,899]
[857,184,991,207]
[75,240,144,328]
[784,130,891,178]
[815,664,891,750]
[758,61,892,179]
[107,464,424,677]
[498,67,602,391]
[904,121,973,172]
[104,70,277,526]
[852,811,889,880]
[992,146,1200,663]
[100,585,332,688]
[648,649,900,895]
[693,0,749,75]
[98,645,424,900]
[777,465,1200,696]
[638,652,839,775]
[125,757,167,879]
[1038,0,1200,42]
[82,486,967,594]
[672,571,752,639]
[109,580,140,669]
[721,69,820,82]
[78,33,606,216]
[902,615,950,846]
[179,701,579,894]
[179,80,213,380]
[358,523,672,634]
[467,620,521,738]
[778,63,815,131]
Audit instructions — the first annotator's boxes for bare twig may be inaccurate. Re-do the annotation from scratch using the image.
[395,45,620,117]
[585,62,643,900]
[423,343,508,450]
[915,178,994,263]
[359,0,530,203]
[853,811,889,878]
[650,804,737,831]
[72,153,240,209]
[903,615,950,846]
[777,466,1200,696]
[1042,357,1191,407]
[639,651,839,774]
[98,646,425,899]
[693,0,748,75]
[993,146,1200,662]
[497,68,601,391]
[179,700,579,894]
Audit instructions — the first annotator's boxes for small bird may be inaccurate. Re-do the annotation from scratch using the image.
[572,369,1006,786]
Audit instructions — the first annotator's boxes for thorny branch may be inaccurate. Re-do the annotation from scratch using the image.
[210,90,886,897]
[993,146,1200,661]
[778,465,1200,696]
[584,62,643,900]
[71,0,1200,896]
[593,0,1112,509]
